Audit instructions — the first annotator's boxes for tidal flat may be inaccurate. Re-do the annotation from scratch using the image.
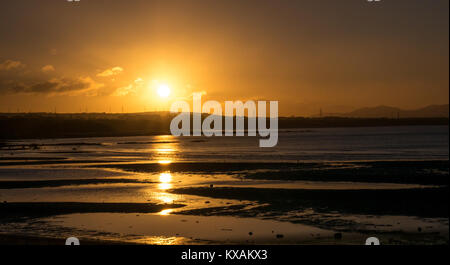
[0,128,448,245]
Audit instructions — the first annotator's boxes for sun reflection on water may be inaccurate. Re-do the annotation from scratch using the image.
[158,209,174,215]
[135,236,186,245]
[159,173,172,183]
[156,193,177,203]
[153,135,179,164]
[158,183,172,190]
[157,172,173,190]
[155,148,175,153]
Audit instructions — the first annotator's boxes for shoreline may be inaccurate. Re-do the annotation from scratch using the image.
[1,118,447,140]
[0,233,131,245]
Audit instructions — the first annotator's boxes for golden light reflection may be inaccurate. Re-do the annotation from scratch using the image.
[152,135,179,160]
[153,135,179,163]
[159,173,172,183]
[158,183,173,190]
[157,172,173,190]
[156,192,177,203]
[155,135,175,140]
[158,209,174,215]
[135,236,186,245]
[155,148,175,153]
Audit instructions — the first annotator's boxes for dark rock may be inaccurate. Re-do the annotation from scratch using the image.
[334,233,342,240]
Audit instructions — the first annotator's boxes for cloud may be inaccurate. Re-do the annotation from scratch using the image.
[41,65,55,73]
[97,66,124,77]
[0,60,25,71]
[0,76,104,96]
[32,77,103,96]
[112,77,144,96]
[0,59,103,96]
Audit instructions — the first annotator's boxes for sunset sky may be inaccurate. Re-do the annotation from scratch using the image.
[0,0,448,116]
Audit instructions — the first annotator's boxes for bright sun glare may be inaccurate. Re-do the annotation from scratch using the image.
[157,84,171,98]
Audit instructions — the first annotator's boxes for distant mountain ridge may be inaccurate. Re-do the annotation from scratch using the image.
[332,104,449,118]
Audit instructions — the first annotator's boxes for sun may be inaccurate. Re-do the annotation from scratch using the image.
[157,84,171,98]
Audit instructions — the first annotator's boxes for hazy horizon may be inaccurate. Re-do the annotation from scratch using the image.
[0,103,448,118]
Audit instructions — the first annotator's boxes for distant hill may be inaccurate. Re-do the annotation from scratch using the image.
[339,104,449,118]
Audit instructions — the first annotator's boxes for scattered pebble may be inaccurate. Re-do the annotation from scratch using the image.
[417,227,422,232]
[248,232,253,236]
[205,201,210,204]
[276,234,284,239]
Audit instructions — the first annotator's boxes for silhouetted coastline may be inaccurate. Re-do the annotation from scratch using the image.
[0,112,447,139]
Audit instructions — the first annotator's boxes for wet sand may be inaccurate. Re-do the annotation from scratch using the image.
[0,178,155,189]
[0,202,184,221]
[0,233,126,245]
[0,130,448,245]
[0,160,448,244]
[170,186,449,218]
